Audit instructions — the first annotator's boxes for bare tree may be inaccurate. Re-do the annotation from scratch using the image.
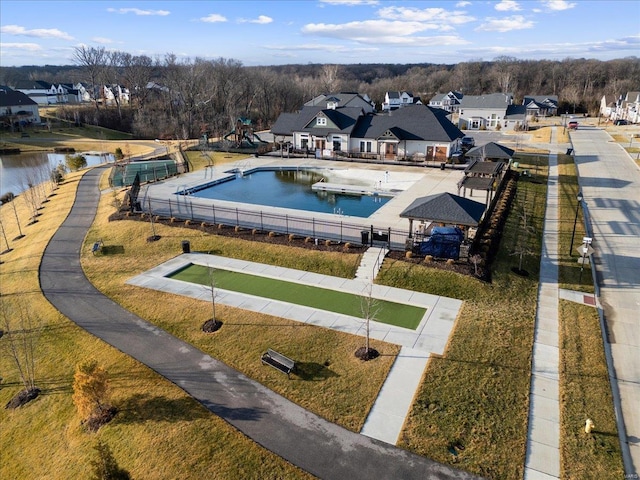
[356,284,381,361]
[202,267,223,332]
[1,297,43,406]
[320,64,341,93]
[0,217,12,254]
[73,45,107,110]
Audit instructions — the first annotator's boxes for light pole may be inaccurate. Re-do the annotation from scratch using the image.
[569,191,583,256]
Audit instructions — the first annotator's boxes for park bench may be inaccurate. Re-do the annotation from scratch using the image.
[92,239,104,255]
[261,349,295,377]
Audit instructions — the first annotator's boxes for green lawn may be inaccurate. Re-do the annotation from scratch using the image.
[169,263,426,330]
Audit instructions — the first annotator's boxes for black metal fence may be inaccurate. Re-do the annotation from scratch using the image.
[142,195,410,249]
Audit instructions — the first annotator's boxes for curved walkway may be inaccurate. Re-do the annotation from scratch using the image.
[39,166,478,480]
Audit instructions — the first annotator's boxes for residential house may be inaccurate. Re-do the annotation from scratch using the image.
[458,93,517,131]
[271,101,464,162]
[98,84,130,106]
[599,94,617,119]
[381,91,420,111]
[611,91,640,123]
[0,86,41,128]
[13,80,68,105]
[428,91,464,113]
[305,92,376,113]
[522,95,558,118]
[61,83,91,103]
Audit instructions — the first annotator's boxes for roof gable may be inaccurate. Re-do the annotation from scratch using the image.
[461,93,513,109]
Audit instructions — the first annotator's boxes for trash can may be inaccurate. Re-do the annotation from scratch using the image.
[181,240,190,254]
[361,230,369,245]
[440,162,446,170]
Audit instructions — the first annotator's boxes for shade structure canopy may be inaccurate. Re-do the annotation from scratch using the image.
[400,192,486,227]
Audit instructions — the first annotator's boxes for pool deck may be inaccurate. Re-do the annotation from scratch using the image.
[141,156,469,231]
[127,252,463,444]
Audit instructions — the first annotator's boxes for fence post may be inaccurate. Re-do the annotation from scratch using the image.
[286,215,289,235]
[340,222,343,243]
[212,204,216,224]
[260,211,264,232]
[189,200,194,220]
[236,208,239,227]
[313,218,315,238]
[388,227,391,249]
[168,198,172,218]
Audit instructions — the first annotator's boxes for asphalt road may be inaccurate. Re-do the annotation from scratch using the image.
[39,166,480,479]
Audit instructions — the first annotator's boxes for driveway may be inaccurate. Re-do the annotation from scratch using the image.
[39,166,479,479]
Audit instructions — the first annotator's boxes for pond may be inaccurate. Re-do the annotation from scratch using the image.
[0,152,114,196]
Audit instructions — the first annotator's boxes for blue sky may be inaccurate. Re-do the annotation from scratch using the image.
[1,0,638,67]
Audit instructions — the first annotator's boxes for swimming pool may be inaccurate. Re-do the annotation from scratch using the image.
[188,168,392,218]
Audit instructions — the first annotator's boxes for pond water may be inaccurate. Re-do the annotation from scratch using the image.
[189,169,391,218]
[0,152,114,196]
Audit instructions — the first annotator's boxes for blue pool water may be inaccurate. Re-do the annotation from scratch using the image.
[188,169,390,218]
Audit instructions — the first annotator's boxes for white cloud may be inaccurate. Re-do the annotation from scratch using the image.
[200,14,228,23]
[376,6,475,25]
[319,0,379,5]
[0,42,43,52]
[476,15,534,32]
[106,8,170,16]
[92,37,114,44]
[238,15,273,24]
[540,0,577,11]
[495,1,521,12]
[0,24,74,40]
[456,1,471,6]
[302,20,440,40]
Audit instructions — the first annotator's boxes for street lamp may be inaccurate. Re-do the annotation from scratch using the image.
[569,191,583,256]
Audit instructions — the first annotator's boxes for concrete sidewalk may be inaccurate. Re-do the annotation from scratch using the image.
[524,153,561,479]
[41,167,477,480]
[128,251,463,444]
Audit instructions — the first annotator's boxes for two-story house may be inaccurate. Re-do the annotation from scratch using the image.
[381,91,420,111]
[428,91,464,113]
[0,86,41,128]
[458,93,523,131]
[13,81,68,105]
[61,83,91,103]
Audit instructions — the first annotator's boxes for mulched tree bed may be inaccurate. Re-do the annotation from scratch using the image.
[5,387,41,409]
[85,406,118,432]
[354,346,380,361]
[108,211,489,279]
[202,319,223,333]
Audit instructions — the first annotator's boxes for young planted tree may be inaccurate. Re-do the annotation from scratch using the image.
[1,298,43,407]
[202,267,223,333]
[355,283,380,361]
[0,217,12,254]
[510,186,537,276]
[72,359,115,430]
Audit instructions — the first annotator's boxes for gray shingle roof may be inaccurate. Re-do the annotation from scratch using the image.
[460,93,513,109]
[351,105,463,142]
[465,142,514,160]
[0,88,38,108]
[400,192,486,226]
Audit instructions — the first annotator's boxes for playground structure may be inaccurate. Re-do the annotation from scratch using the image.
[223,117,268,149]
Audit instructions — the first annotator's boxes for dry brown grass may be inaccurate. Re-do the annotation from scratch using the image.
[0,170,312,480]
[81,188,397,432]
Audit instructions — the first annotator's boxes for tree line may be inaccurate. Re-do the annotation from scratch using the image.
[1,47,638,140]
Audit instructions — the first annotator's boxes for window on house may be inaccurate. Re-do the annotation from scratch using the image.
[301,139,308,150]
[333,140,341,151]
[317,117,326,126]
[359,141,372,153]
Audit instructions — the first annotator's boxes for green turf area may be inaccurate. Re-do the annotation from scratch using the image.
[168,263,426,330]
